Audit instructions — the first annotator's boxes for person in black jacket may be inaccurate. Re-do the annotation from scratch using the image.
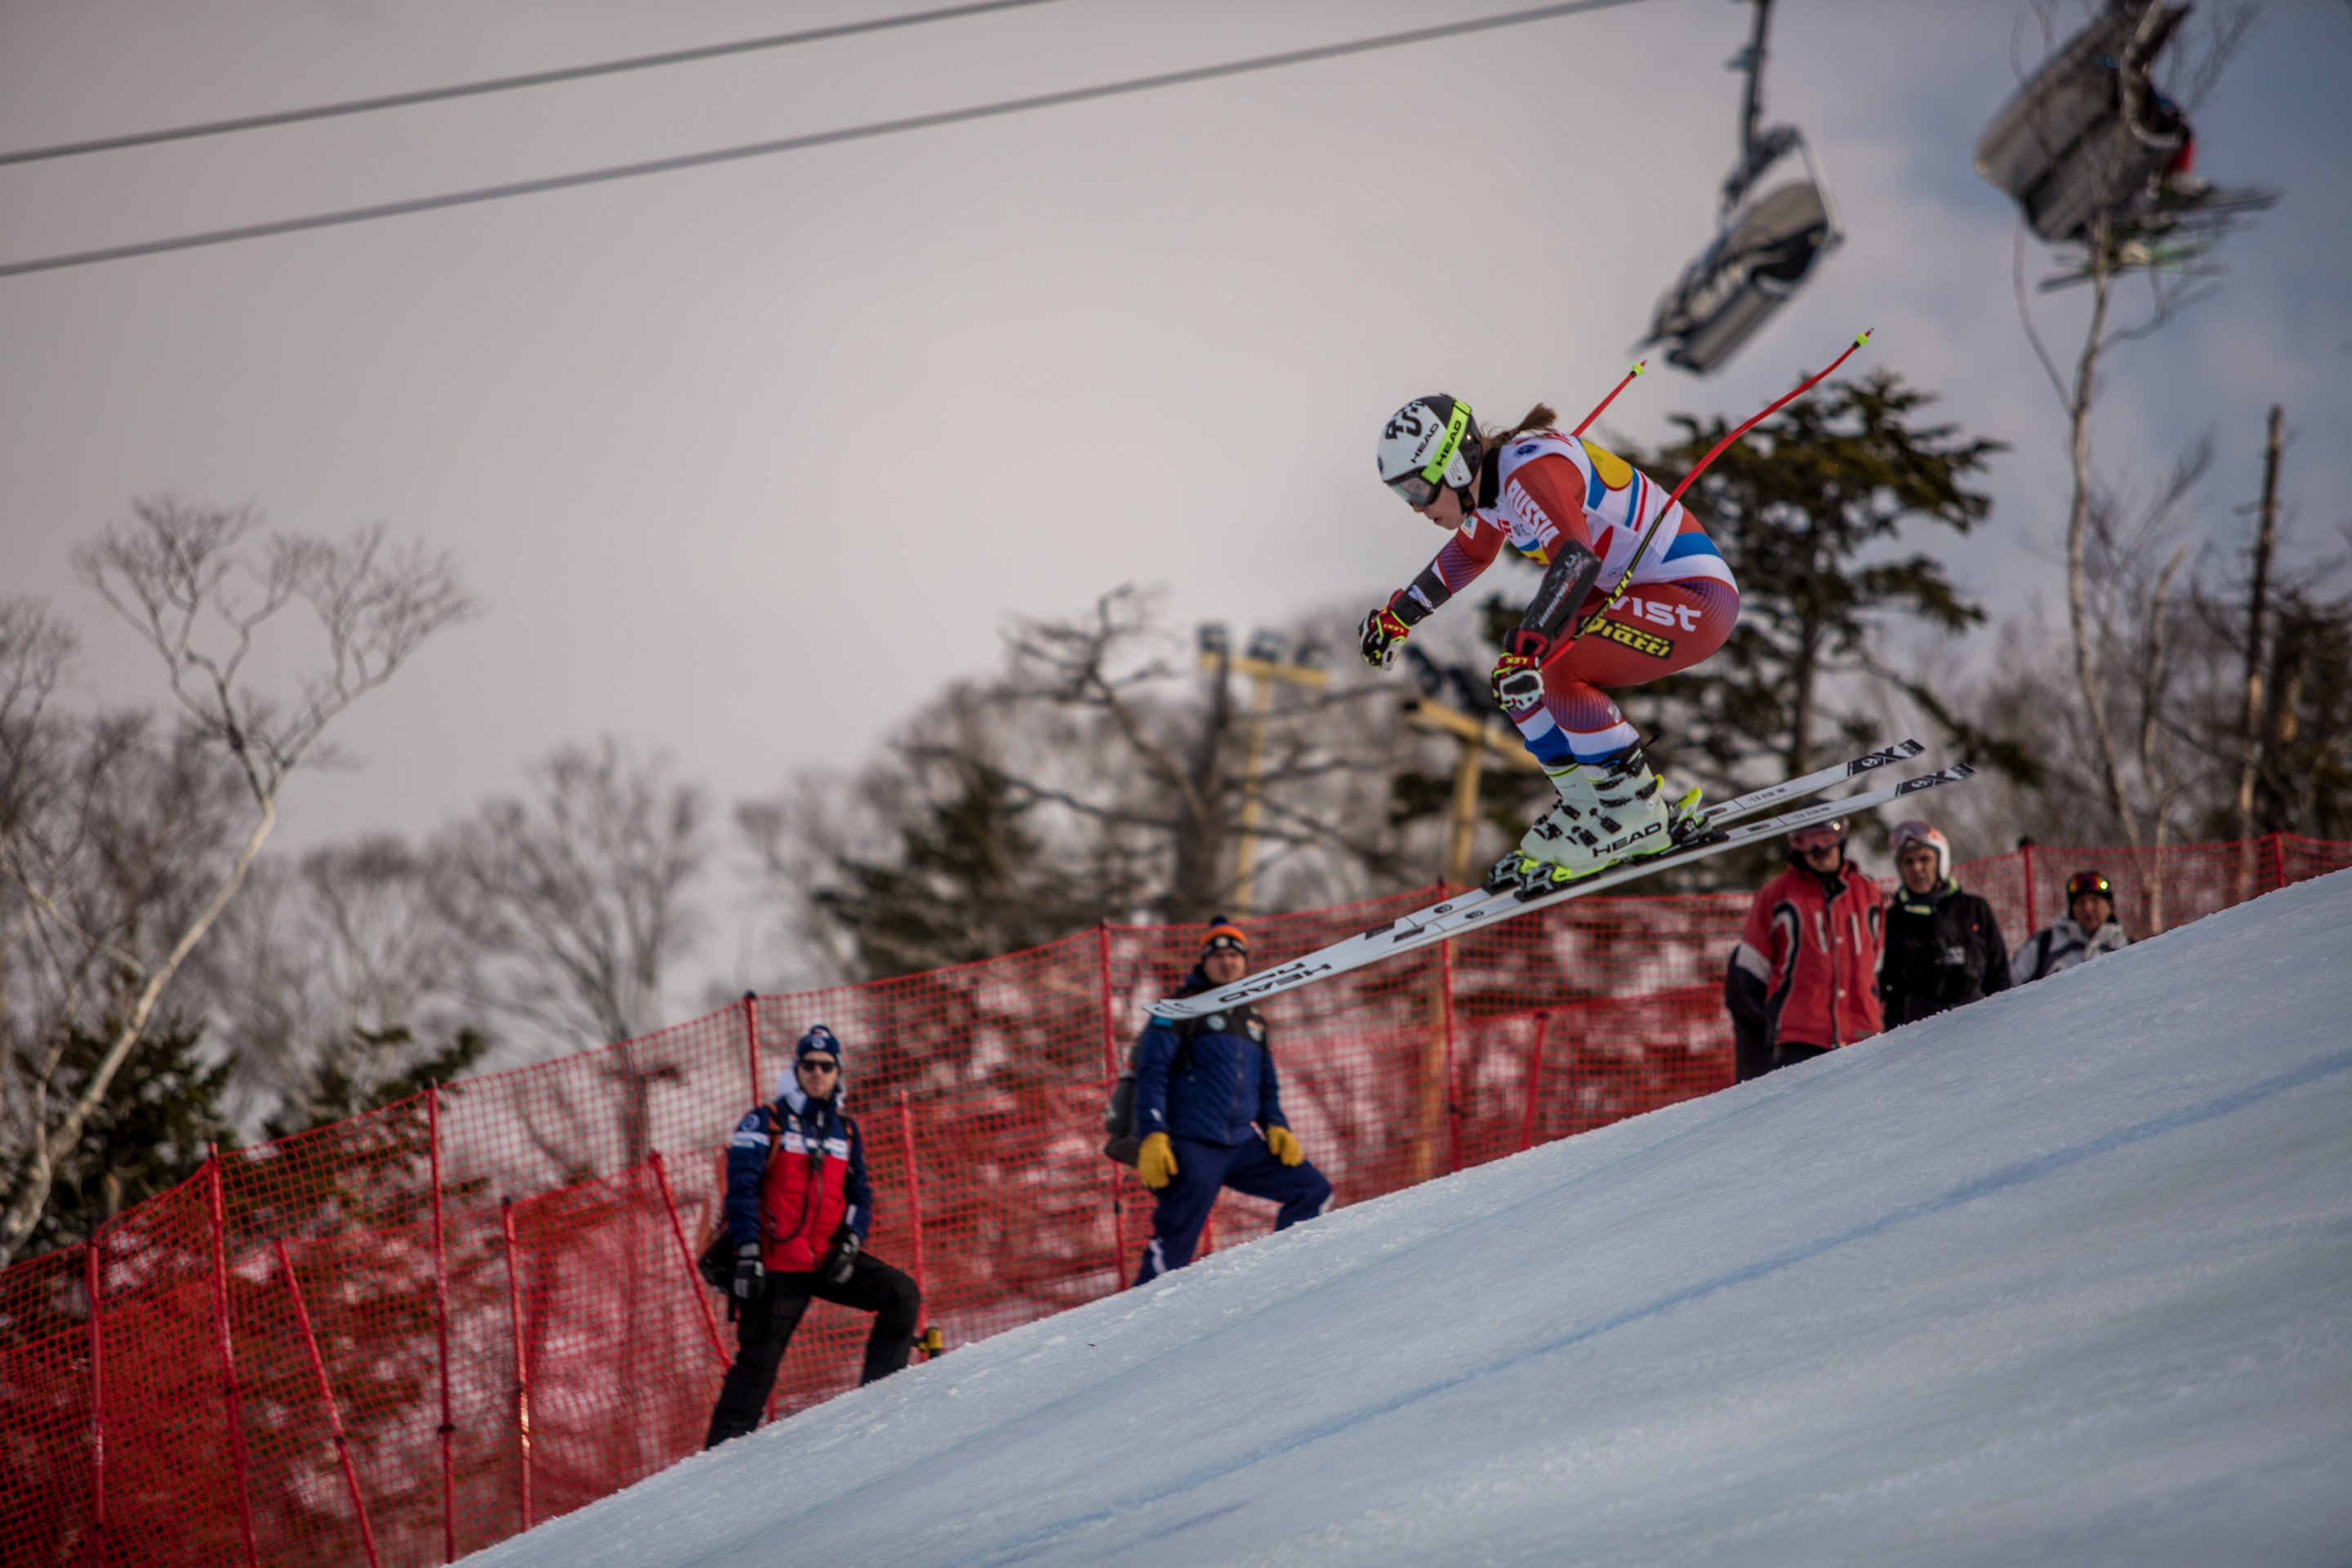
[1878,820,2011,1027]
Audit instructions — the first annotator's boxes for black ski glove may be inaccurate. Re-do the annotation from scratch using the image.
[732,1247,765,1303]
[822,1229,862,1285]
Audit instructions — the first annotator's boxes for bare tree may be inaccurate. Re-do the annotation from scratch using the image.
[1999,0,2275,844]
[991,587,1399,922]
[0,499,474,1263]
[198,833,482,1129]
[743,588,1418,983]
[1913,407,2350,857]
[439,738,709,1053]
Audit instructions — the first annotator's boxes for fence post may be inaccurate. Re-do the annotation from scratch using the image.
[275,1240,382,1568]
[648,1152,728,1367]
[1517,1012,1552,1154]
[1441,938,1461,1174]
[896,1094,932,1322]
[205,1151,261,1568]
[2020,844,2038,935]
[742,991,762,1107]
[501,1200,532,1535]
[1098,923,1129,1289]
[2265,831,2285,894]
[84,1236,105,1537]
[428,1085,456,1564]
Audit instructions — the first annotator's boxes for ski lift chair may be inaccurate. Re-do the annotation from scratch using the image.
[1641,0,1842,376]
[1974,4,2190,244]
[1644,157,1839,376]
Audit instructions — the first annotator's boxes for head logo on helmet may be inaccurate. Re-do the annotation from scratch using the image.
[1377,396,1481,508]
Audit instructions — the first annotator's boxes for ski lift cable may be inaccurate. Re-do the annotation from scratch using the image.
[0,0,1647,281]
[0,0,1076,168]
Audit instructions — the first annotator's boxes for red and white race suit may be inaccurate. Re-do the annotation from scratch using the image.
[1400,431,1741,765]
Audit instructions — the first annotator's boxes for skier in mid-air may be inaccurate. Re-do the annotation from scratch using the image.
[1359,396,1740,893]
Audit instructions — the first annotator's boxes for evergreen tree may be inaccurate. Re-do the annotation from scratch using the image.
[263,1023,492,1141]
[11,1013,234,1256]
[1613,369,2013,785]
[816,757,1135,978]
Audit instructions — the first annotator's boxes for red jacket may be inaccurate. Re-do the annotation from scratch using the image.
[724,1087,872,1273]
[1732,859,1885,1052]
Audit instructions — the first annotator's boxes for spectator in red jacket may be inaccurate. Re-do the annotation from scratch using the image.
[1724,818,1885,1080]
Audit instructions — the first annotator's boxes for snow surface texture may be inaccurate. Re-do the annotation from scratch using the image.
[469,872,2352,1567]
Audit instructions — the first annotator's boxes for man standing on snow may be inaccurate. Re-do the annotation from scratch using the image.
[1130,920,1331,1285]
[704,1026,921,1449]
[1878,819,2011,1027]
[2011,869,2132,985]
[1726,819,1885,1080]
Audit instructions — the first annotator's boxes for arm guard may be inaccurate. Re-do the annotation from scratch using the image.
[1388,562,1453,626]
[1508,540,1603,659]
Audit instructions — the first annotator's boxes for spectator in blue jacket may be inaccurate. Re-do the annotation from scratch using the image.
[703,1025,920,1449]
[1131,920,1331,1285]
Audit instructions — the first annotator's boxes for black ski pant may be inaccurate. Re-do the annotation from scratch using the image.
[702,1252,920,1449]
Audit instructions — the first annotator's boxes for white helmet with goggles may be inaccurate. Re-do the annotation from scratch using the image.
[1376,396,1481,508]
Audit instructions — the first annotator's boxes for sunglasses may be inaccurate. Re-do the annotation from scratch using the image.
[797,1058,840,1074]
[1788,824,1846,852]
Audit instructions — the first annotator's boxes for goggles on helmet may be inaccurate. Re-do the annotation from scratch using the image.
[1787,820,1848,853]
[1385,403,1472,508]
[2065,871,2112,900]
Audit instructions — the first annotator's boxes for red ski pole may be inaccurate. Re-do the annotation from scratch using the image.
[1576,328,1873,636]
[1570,359,1646,438]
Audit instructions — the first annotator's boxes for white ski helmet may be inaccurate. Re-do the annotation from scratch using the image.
[1376,396,1481,507]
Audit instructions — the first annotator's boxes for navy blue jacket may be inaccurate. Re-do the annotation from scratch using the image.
[1133,969,1290,1147]
[723,1083,872,1262]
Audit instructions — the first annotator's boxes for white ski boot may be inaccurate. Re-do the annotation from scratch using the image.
[1483,744,1701,898]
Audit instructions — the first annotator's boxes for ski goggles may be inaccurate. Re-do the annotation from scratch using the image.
[1786,821,1848,853]
[1385,471,1445,507]
[2065,871,2112,900]
[1889,818,1938,851]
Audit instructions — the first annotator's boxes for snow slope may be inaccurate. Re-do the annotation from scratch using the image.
[469,871,2352,1567]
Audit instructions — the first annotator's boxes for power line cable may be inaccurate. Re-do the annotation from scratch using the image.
[0,0,1071,167]
[0,0,1642,280]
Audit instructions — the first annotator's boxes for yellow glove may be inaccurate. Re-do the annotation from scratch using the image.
[1265,1125,1304,1167]
[1135,1133,1178,1190]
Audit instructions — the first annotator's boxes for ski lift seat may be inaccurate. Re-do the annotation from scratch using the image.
[1647,179,1833,376]
[1974,6,2189,244]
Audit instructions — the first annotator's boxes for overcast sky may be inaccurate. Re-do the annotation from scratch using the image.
[3,0,2346,880]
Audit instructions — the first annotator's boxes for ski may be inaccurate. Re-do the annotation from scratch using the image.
[1370,737,1931,943]
[1150,756,1974,1019]
[1153,739,1927,1016]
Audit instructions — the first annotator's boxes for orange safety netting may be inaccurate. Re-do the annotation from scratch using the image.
[2,834,2343,1567]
